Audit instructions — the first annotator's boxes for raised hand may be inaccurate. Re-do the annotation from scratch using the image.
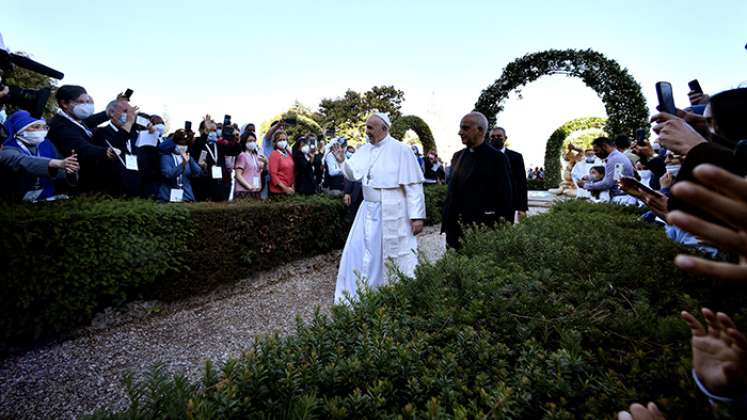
[618,402,666,420]
[681,308,747,397]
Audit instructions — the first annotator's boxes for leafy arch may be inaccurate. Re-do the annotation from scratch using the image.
[544,117,607,187]
[390,115,437,153]
[474,48,648,139]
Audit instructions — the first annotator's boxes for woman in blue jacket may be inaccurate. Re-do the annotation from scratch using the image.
[158,129,201,202]
[0,110,80,201]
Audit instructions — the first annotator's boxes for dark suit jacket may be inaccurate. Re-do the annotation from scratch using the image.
[505,148,528,212]
[189,135,241,201]
[91,123,141,197]
[47,111,109,192]
[441,142,513,248]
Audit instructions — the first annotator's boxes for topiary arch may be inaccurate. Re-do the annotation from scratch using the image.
[544,117,607,187]
[474,48,648,141]
[390,115,437,153]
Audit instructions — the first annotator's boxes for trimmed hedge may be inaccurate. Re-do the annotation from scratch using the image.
[93,200,747,419]
[527,178,547,191]
[1,187,448,352]
[0,199,191,351]
[390,115,437,154]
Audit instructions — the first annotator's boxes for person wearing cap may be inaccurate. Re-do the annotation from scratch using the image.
[330,112,426,303]
[0,110,79,201]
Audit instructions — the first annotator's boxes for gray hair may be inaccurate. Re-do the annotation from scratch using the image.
[105,100,123,118]
[467,111,489,133]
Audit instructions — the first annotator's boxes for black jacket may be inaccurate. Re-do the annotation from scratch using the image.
[47,111,110,193]
[293,150,317,195]
[504,148,528,212]
[442,142,513,248]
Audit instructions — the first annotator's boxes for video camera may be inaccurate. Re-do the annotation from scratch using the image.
[0,34,65,119]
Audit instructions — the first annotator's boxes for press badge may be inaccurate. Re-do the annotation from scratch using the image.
[125,154,139,171]
[211,166,222,179]
[23,188,43,202]
[169,188,184,202]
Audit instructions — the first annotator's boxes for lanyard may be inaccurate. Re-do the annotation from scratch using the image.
[205,143,218,163]
[57,109,92,137]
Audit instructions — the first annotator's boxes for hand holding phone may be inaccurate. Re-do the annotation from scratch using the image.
[655,81,676,115]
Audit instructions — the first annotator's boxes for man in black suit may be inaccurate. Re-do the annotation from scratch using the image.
[442,112,513,249]
[91,100,141,197]
[489,127,529,222]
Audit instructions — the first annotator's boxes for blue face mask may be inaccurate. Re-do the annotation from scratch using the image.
[118,113,127,125]
[207,132,218,142]
[216,129,222,137]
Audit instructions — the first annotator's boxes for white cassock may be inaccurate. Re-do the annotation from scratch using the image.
[334,135,426,303]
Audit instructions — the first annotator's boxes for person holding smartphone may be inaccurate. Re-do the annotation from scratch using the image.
[576,136,636,205]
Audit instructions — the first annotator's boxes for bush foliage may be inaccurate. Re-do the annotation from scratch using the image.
[93,200,747,419]
[1,187,447,352]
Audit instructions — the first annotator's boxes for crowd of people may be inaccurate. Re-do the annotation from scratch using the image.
[2,75,746,417]
[0,85,452,212]
[527,166,545,181]
[560,84,747,419]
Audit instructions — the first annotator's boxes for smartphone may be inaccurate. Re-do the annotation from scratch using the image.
[688,79,703,94]
[655,81,676,115]
[123,89,133,100]
[223,115,232,126]
[635,128,646,142]
[620,176,657,196]
[184,121,192,131]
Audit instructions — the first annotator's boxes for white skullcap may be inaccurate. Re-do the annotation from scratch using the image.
[370,112,391,128]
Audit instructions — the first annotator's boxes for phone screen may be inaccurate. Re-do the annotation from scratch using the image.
[656,82,676,115]
[688,79,703,94]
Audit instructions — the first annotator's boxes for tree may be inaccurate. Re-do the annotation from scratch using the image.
[314,85,405,145]
[2,51,58,119]
[259,102,323,143]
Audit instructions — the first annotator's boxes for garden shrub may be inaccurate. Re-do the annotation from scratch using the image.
[2,187,447,352]
[92,200,747,419]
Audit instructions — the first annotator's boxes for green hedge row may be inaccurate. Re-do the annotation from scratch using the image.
[93,200,747,419]
[1,186,448,353]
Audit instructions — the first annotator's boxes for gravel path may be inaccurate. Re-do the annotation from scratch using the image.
[0,226,446,419]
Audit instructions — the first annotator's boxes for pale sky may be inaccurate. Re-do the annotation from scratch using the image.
[2,0,745,167]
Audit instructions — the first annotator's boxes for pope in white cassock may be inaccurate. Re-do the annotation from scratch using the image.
[331,112,426,303]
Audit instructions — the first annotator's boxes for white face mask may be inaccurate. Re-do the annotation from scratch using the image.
[154,124,166,135]
[666,165,681,177]
[246,141,257,152]
[276,140,288,150]
[301,145,310,154]
[18,130,48,146]
[73,103,95,120]
[174,144,188,155]
[638,169,653,183]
